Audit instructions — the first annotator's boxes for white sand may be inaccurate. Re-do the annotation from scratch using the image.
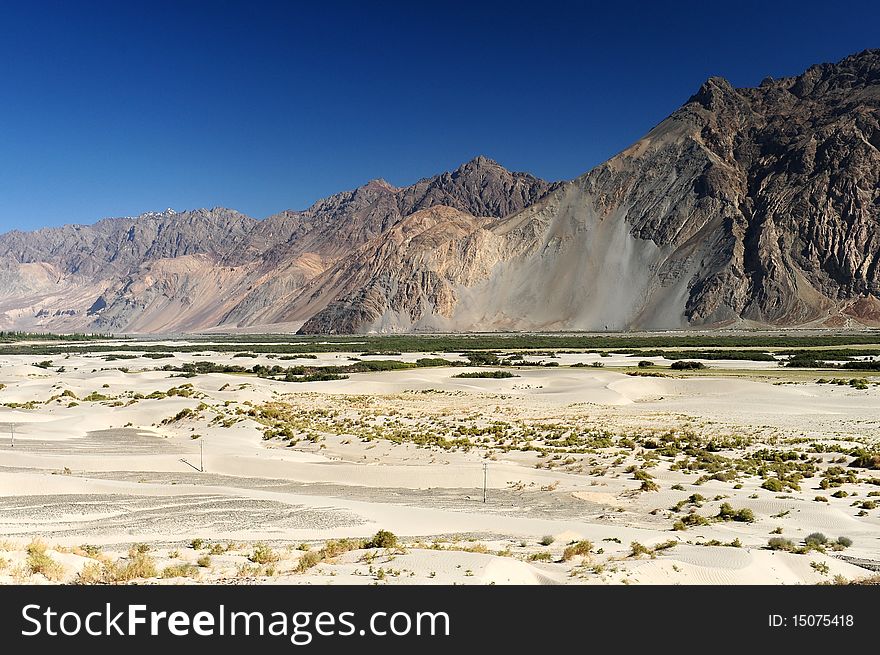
[0,346,878,585]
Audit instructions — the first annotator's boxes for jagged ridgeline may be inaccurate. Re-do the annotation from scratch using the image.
[1,50,878,334]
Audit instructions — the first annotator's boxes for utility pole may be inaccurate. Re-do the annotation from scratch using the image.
[179,439,204,473]
[482,462,488,503]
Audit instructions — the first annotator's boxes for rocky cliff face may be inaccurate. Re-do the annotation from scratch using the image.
[671,49,880,326]
[296,206,505,333]
[297,50,880,333]
[1,50,878,333]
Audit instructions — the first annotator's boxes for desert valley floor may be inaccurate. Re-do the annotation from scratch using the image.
[0,334,879,585]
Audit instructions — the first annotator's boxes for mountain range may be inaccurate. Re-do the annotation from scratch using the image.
[2,49,878,334]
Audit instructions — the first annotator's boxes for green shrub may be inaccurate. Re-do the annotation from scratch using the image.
[716,503,736,519]
[320,539,363,558]
[26,541,65,581]
[415,358,454,367]
[633,469,659,492]
[462,352,500,366]
[539,535,555,546]
[452,371,518,379]
[625,370,674,382]
[364,530,398,549]
[295,550,322,573]
[106,550,158,581]
[161,564,199,579]
[670,361,705,370]
[734,508,756,522]
[673,512,710,530]
[849,450,880,469]
[761,478,785,492]
[562,541,593,561]
[805,533,828,547]
[716,503,755,523]
[767,537,795,551]
[653,539,678,552]
[283,371,348,383]
[249,543,279,564]
[811,561,830,575]
[837,536,853,548]
[630,542,650,557]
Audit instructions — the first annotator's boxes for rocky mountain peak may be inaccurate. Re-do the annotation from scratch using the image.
[137,207,178,219]
[399,156,556,220]
[687,76,738,111]
[363,178,398,192]
[789,48,880,96]
[455,155,502,170]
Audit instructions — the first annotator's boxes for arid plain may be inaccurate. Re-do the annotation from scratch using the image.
[1,335,879,585]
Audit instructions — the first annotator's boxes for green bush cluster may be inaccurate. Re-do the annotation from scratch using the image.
[716,503,756,523]
[670,361,706,370]
[452,371,519,379]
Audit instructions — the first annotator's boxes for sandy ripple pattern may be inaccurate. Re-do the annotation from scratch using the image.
[0,427,195,455]
[0,493,364,540]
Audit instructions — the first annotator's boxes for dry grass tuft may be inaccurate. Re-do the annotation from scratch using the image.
[26,540,66,581]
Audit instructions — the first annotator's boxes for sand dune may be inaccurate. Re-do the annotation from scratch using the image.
[1,345,878,585]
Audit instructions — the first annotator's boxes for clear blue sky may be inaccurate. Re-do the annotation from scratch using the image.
[1,0,877,232]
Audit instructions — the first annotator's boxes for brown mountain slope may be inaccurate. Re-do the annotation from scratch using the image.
[297,49,880,333]
[217,157,554,329]
[0,158,552,332]
[294,206,504,333]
